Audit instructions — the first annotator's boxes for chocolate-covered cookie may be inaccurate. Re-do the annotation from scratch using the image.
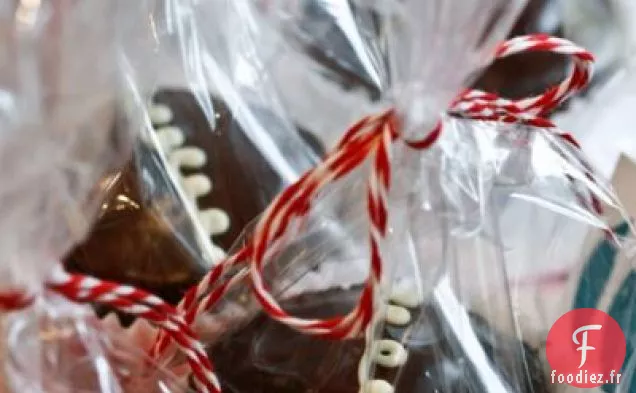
[152,90,322,251]
[210,287,548,393]
[65,91,322,317]
[64,141,209,309]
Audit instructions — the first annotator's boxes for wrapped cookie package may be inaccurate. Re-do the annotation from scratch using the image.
[0,0,315,390]
[172,0,589,392]
[0,0,634,393]
[195,1,633,393]
[0,1,215,392]
[64,0,323,318]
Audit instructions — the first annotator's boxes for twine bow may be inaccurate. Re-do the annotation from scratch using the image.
[150,34,596,391]
[0,35,597,393]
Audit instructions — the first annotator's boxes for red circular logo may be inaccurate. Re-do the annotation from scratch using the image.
[546,308,626,388]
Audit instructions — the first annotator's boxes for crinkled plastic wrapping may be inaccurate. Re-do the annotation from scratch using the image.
[0,0,229,391]
[4,0,628,393]
[249,0,526,288]
[183,4,636,393]
[179,1,582,393]
[3,295,194,393]
[62,0,323,328]
[255,0,528,148]
[0,0,141,293]
[29,0,326,389]
[389,116,633,393]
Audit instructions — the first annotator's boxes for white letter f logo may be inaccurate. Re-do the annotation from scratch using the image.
[573,324,603,368]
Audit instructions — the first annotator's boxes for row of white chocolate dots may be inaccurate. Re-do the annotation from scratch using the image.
[149,103,230,263]
[358,287,422,393]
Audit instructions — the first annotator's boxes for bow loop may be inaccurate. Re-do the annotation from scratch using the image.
[452,35,594,125]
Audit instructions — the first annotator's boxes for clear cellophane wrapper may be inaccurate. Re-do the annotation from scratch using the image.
[62,0,322,321]
[29,0,531,391]
[1,0,322,390]
[162,1,603,392]
[213,121,631,393]
[0,0,216,390]
[3,1,632,393]
[174,2,636,393]
[0,0,289,391]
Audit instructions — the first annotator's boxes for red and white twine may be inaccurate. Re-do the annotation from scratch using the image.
[47,266,221,393]
[0,35,601,393]
[154,34,599,360]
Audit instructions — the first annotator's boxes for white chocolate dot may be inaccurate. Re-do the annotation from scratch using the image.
[169,147,207,169]
[156,126,185,151]
[149,104,173,125]
[389,286,422,308]
[199,208,230,235]
[373,339,407,368]
[360,379,394,393]
[386,305,411,326]
[182,174,212,198]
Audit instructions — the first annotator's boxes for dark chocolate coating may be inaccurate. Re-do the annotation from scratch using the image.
[64,143,208,311]
[152,91,322,251]
[210,288,548,393]
[64,91,323,321]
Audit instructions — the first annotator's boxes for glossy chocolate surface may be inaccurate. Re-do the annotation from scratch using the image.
[64,143,207,309]
[211,288,548,393]
[153,91,322,251]
[65,91,323,317]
